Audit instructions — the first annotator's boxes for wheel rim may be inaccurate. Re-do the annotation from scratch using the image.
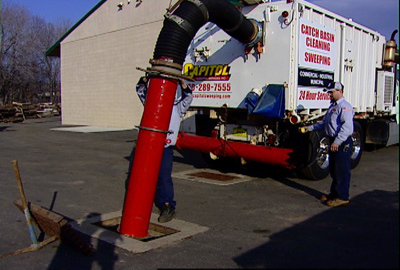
[351,132,362,160]
[316,137,330,169]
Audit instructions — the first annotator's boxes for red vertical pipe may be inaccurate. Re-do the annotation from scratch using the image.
[120,77,178,237]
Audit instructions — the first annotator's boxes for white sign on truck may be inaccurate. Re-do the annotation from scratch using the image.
[297,18,336,108]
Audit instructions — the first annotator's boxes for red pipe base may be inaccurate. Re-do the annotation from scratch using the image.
[176,133,295,169]
[120,77,178,237]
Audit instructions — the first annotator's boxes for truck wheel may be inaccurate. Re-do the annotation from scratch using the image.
[350,121,363,169]
[297,130,330,180]
[298,121,364,180]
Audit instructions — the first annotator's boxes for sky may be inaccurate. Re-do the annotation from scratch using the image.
[2,0,399,41]
[2,0,101,23]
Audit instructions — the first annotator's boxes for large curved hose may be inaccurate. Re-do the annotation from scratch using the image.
[120,0,259,237]
[153,0,258,66]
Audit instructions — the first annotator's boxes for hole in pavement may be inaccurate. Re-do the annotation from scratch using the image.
[94,217,180,242]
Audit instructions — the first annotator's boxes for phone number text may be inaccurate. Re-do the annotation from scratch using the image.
[189,83,231,92]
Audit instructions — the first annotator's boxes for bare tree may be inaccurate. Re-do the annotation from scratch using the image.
[40,19,71,104]
[0,2,30,104]
[0,1,71,105]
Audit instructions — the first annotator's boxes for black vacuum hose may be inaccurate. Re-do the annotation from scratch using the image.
[153,0,257,66]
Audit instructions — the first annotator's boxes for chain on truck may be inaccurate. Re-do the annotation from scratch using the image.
[160,0,399,180]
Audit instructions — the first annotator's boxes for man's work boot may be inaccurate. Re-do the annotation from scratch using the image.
[320,193,336,202]
[326,198,350,207]
[158,203,176,223]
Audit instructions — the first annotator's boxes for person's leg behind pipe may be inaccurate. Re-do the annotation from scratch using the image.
[155,147,176,222]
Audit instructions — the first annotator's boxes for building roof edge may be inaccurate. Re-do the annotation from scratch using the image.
[46,0,108,57]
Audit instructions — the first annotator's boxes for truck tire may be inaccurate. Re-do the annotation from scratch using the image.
[297,130,330,180]
[298,121,364,180]
[350,121,363,169]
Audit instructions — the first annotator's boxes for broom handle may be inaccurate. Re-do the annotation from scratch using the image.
[12,160,38,248]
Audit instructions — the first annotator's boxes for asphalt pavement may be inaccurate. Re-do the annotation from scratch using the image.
[0,117,398,269]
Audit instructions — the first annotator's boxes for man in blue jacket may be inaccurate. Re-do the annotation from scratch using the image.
[304,82,354,207]
[135,75,193,222]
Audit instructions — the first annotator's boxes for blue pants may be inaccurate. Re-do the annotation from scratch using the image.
[154,147,176,210]
[329,137,353,200]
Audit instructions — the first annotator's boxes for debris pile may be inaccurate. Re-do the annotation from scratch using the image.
[0,102,61,123]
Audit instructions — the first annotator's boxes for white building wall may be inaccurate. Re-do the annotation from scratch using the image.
[60,0,170,128]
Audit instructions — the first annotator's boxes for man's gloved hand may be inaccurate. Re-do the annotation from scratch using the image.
[180,79,192,92]
[138,76,148,85]
[180,79,187,89]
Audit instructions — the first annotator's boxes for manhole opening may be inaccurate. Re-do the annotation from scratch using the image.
[94,217,180,242]
[187,172,240,181]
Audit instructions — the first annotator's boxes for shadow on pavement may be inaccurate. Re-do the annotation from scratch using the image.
[48,213,122,270]
[0,126,11,132]
[269,174,326,200]
[233,190,399,268]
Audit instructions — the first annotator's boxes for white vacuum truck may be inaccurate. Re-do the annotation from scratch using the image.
[173,0,398,180]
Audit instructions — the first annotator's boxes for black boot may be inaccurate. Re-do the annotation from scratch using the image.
[158,203,176,223]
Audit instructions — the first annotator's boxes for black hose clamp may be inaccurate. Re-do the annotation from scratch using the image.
[245,19,263,48]
[164,13,197,38]
[187,0,209,22]
[136,125,173,134]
